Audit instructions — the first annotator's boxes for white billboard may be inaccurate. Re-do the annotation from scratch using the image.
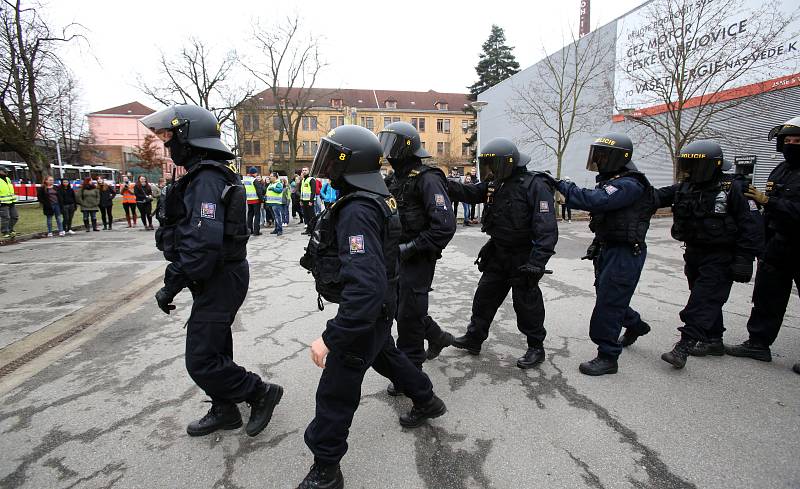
[614,0,800,115]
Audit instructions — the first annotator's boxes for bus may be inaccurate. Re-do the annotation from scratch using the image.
[0,161,121,201]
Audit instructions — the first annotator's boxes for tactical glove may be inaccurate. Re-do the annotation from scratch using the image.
[730,256,754,283]
[155,287,177,315]
[399,241,418,261]
[518,263,545,286]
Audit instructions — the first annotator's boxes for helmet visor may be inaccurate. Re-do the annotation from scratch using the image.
[311,137,352,181]
[139,108,185,133]
[586,146,608,172]
[479,153,514,181]
[378,131,412,160]
[677,158,718,183]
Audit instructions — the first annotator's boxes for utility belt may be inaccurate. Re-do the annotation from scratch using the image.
[583,239,644,260]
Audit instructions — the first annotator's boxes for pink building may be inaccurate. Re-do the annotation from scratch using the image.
[87,101,182,180]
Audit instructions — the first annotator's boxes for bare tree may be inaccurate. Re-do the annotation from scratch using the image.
[508,30,613,180]
[245,16,327,168]
[40,71,93,165]
[615,0,798,180]
[0,0,84,181]
[138,38,255,150]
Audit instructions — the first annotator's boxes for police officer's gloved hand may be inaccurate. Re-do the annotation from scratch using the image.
[155,287,178,315]
[730,255,754,283]
[399,241,418,261]
[517,264,545,284]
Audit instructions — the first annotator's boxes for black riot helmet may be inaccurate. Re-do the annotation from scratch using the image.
[311,124,388,196]
[378,121,431,164]
[676,140,731,184]
[768,116,800,151]
[587,133,633,174]
[139,104,235,165]
[477,137,531,181]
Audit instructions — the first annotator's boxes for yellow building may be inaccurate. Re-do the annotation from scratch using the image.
[236,88,476,175]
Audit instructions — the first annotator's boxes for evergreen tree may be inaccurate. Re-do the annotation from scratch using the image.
[465,25,520,160]
[468,25,521,99]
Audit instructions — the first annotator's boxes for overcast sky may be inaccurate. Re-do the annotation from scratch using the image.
[47,0,646,114]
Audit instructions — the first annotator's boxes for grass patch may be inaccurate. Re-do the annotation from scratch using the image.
[9,198,128,236]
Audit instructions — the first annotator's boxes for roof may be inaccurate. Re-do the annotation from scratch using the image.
[89,101,155,116]
[247,88,472,112]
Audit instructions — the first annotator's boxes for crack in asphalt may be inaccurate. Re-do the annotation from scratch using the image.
[565,448,607,489]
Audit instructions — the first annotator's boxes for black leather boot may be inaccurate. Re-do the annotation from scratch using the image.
[579,354,618,376]
[386,383,404,397]
[619,320,651,347]
[297,463,344,489]
[661,338,697,369]
[245,383,284,437]
[451,334,482,355]
[399,395,447,428]
[516,347,545,369]
[688,338,724,357]
[426,331,455,360]
[724,340,772,362]
[186,402,242,437]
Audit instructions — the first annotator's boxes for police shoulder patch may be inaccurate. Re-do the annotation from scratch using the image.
[604,185,619,195]
[200,202,216,219]
[434,193,447,208]
[539,200,550,213]
[349,235,365,254]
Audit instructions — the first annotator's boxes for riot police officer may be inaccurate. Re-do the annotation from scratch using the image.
[726,117,800,374]
[556,134,656,376]
[379,122,456,381]
[299,125,446,489]
[140,105,283,437]
[443,137,558,369]
[655,140,764,369]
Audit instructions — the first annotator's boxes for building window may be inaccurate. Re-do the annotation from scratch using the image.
[302,116,317,131]
[253,140,261,155]
[436,102,448,110]
[274,141,290,154]
[243,114,252,132]
[461,143,471,157]
[360,116,375,131]
[385,100,397,109]
[461,120,470,133]
[251,114,259,131]
[273,116,289,131]
[420,142,426,150]
[411,118,426,132]
[384,116,401,127]
[243,140,252,155]
[436,119,451,133]
[435,142,451,156]
[302,140,320,156]
[331,99,343,109]
[330,116,345,129]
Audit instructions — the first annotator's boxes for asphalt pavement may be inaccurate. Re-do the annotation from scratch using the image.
[0,217,798,489]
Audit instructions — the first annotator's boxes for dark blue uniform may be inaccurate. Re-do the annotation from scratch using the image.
[745,162,800,345]
[656,178,764,343]
[387,165,456,367]
[304,197,435,466]
[558,174,652,358]
[162,161,264,403]
[450,169,557,349]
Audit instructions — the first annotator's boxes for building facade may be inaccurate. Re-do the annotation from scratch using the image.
[236,88,476,175]
[86,101,181,181]
[477,1,800,189]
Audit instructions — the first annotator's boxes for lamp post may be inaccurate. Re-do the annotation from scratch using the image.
[470,101,488,181]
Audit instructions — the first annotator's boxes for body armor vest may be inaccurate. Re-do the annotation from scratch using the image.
[670,178,738,246]
[387,164,444,243]
[300,191,401,309]
[764,161,800,240]
[155,160,250,263]
[481,172,536,247]
[589,171,656,247]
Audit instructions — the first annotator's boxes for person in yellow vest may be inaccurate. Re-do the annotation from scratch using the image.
[0,165,18,239]
[120,177,138,227]
[300,167,317,235]
[265,173,284,236]
[243,167,262,236]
